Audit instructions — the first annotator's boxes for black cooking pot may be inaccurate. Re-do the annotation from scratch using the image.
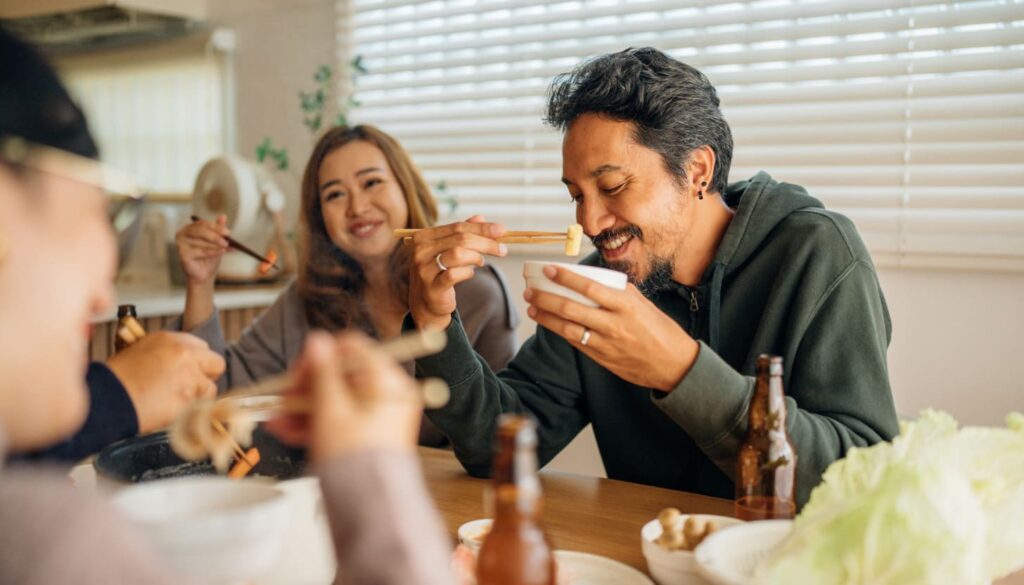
[95,426,307,483]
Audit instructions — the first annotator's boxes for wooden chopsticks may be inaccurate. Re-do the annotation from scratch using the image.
[215,329,451,410]
[394,228,565,240]
[190,215,280,271]
[394,224,584,255]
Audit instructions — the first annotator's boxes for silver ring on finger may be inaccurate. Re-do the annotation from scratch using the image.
[435,252,448,272]
[580,327,591,346]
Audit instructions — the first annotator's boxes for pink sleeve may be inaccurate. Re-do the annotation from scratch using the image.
[318,450,456,585]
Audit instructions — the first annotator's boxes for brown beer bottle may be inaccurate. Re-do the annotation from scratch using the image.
[113,304,138,353]
[735,355,798,521]
[476,414,556,585]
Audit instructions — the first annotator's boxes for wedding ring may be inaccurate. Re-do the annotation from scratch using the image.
[435,252,448,272]
[580,327,591,346]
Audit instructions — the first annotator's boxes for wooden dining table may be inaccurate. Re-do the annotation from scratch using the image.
[419,446,735,574]
[419,447,1024,584]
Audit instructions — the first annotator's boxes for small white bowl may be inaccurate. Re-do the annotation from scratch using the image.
[523,261,628,308]
[457,518,493,553]
[640,514,745,585]
[112,476,290,583]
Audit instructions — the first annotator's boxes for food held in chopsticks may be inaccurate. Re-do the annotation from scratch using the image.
[564,223,583,256]
[395,223,585,256]
[168,330,451,473]
[169,399,258,474]
[228,447,261,479]
[258,249,279,275]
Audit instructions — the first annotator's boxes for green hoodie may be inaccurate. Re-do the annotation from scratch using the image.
[409,172,900,506]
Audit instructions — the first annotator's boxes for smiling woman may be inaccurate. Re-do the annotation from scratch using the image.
[174,125,519,446]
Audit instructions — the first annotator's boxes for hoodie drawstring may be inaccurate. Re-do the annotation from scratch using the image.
[708,262,725,352]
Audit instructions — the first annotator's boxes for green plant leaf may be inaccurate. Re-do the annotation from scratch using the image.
[351,54,368,74]
[255,137,272,162]
[335,112,348,127]
[444,195,459,214]
[314,65,332,84]
[304,114,322,132]
[272,148,289,171]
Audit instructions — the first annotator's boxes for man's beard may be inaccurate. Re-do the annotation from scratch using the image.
[592,225,675,298]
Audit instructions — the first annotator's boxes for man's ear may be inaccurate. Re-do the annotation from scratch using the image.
[684,146,716,195]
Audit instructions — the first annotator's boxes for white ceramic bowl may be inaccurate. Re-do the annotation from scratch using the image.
[641,514,745,585]
[523,261,628,308]
[457,518,493,553]
[112,477,290,583]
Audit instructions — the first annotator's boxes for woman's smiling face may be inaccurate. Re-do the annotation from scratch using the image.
[317,140,409,266]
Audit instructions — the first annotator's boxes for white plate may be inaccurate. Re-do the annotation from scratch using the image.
[554,550,654,585]
[693,520,793,585]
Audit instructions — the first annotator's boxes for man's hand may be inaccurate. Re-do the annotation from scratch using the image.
[524,264,700,392]
[265,331,423,462]
[407,216,507,331]
[106,331,226,434]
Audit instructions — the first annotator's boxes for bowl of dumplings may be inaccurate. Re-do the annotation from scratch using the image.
[641,508,744,585]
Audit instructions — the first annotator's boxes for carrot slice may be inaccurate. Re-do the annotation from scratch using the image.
[227,447,261,479]
[258,249,278,275]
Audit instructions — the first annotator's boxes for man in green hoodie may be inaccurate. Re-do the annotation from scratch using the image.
[403,47,899,506]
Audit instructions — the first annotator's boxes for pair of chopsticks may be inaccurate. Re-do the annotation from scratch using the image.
[394,223,584,256]
[116,316,259,475]
[394,229,563,243]
[215,329,451,412]
[189,215,280,272]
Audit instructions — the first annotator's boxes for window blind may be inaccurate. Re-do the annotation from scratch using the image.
[59,39,230,196]
[341,0,1024,270]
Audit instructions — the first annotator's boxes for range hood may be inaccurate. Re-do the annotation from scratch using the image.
[1,0,207,53]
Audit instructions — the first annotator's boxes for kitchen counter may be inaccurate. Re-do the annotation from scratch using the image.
[95,281,289,323]
[89,280,289,361]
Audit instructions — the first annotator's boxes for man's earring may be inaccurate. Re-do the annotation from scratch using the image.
[697,180,708,200]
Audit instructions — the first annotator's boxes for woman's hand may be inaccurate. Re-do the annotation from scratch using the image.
[175,215,230,287]
[265,331,423,462]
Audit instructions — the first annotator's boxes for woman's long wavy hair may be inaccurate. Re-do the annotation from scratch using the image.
[297,125,438,334]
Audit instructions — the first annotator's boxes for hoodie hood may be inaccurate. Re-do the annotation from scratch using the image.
[703,172,824,350]
[716,171,824,273]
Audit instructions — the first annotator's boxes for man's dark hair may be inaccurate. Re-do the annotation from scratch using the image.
[545,47,732,195]
[0,26,99,160]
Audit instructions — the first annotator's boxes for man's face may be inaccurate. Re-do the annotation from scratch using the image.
[561,113,696,294]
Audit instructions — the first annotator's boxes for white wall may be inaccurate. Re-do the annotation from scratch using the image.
[208,0,339,216]
[879,268,1024,426]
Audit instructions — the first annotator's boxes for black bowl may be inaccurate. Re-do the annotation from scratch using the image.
[95,426,307,483]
